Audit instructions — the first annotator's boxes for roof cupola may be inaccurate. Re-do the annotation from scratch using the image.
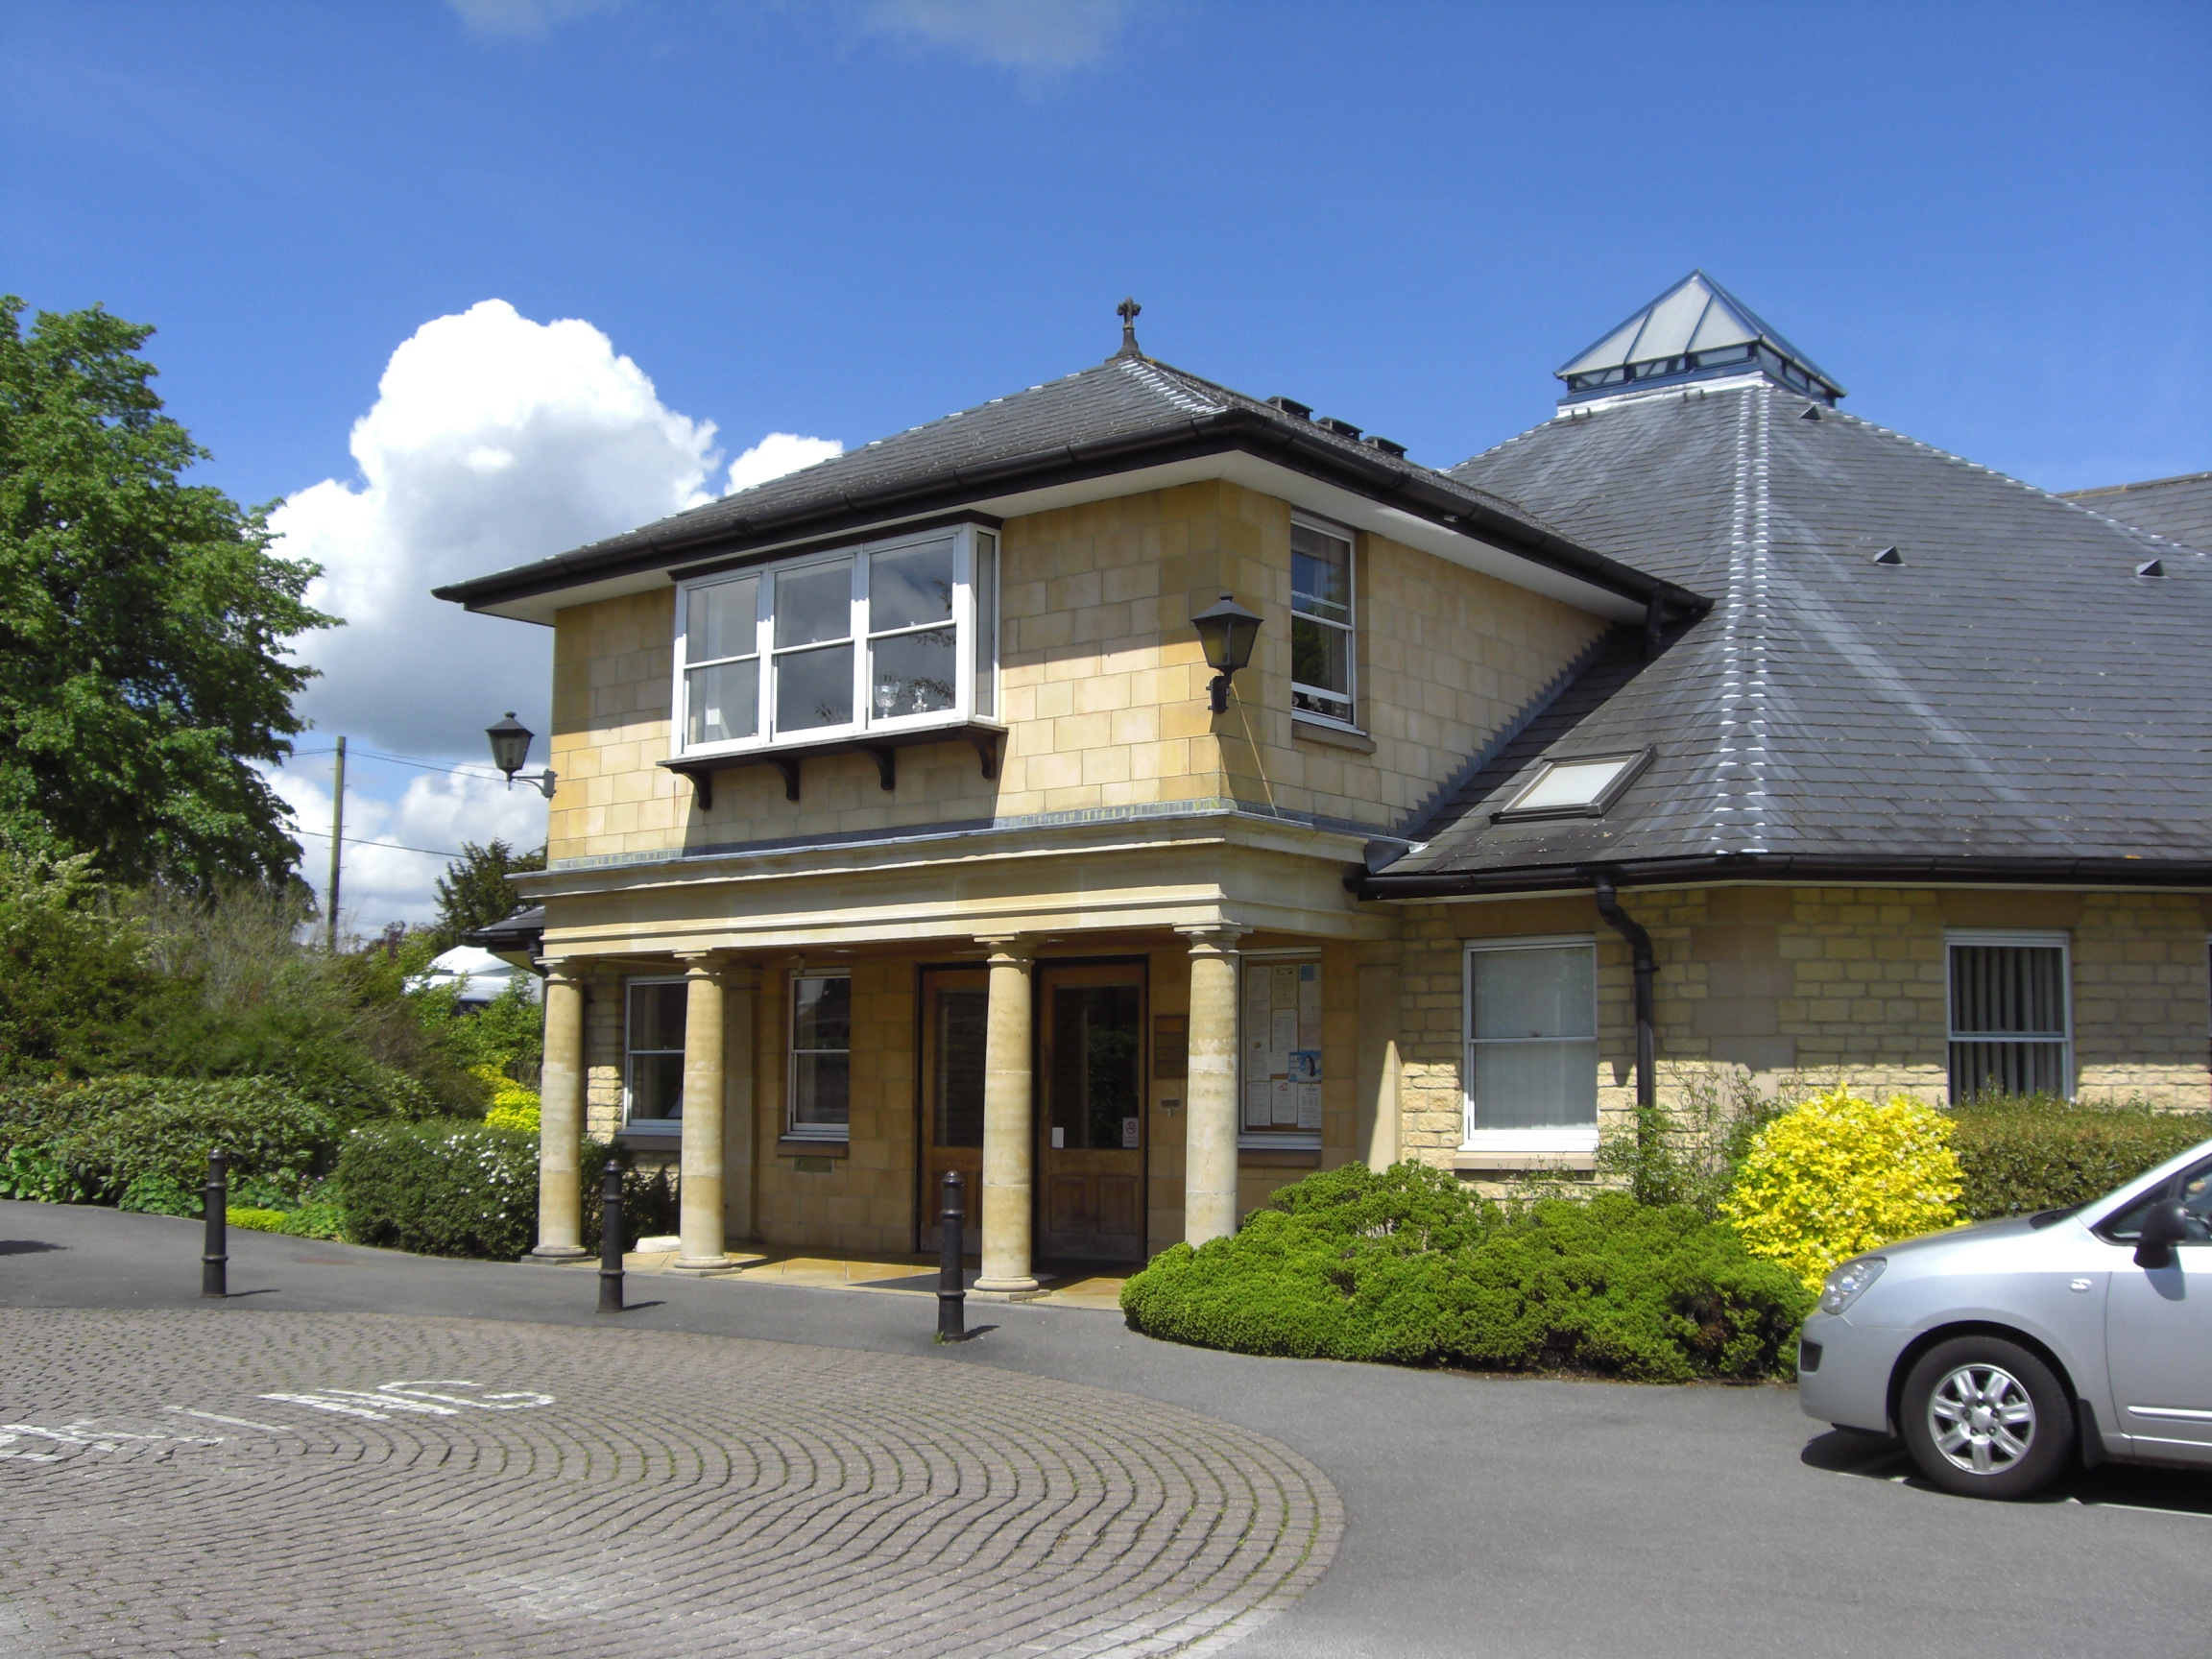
[1555,271,1843,406]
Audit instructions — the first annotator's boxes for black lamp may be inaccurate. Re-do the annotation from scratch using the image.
[1190,594,1262,713]
[486,712,558,799]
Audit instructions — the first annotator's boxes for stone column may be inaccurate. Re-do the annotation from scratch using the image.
[974,935,1040,1295]
[531,965,589,1261]
[1180,926,1248,1247]
[673,954,731,1271]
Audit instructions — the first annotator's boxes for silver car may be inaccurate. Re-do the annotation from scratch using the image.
[1798,1137,2212,1499]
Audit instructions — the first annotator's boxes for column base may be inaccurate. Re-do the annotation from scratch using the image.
[971,1278,1046,1302]
[522,1245,589,1265]
[671,1254,741,1275]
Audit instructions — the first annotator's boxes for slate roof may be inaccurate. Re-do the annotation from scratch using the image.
[435,348,1671,613]
[2060,470,2212,554]
[1362,380,2212,893]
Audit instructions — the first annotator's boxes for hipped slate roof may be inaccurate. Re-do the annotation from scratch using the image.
[1361,380,2212,895]
[433,348,1675,613]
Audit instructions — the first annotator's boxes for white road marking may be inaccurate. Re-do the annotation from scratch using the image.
[259,1393,393,1420]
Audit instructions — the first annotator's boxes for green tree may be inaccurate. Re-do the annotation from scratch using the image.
[0,298,333,885]
[428,839,544,950]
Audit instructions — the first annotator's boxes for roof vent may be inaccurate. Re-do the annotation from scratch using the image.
[1361,435,1407,458]
[1266,396,1312,419]
[2136,558,2165,578]
[1799,403,1822,421]
[1316,417,1362,439]
[1872,546,1904,565]
[1556,271,1845,407]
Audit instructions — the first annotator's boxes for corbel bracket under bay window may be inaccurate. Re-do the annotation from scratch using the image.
[661,722,1003,808]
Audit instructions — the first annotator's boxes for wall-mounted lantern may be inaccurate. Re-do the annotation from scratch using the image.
[486,711,559,799]
[1190,594,1262,714]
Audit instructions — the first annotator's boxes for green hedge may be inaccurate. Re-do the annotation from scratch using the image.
[0,1076,339,1212]
[1120,1162,1812,1382]
[1951,1095,2212,1219]
[334,1123,681,1260]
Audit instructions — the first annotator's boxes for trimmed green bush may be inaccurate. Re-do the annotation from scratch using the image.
[334,1124,679,1260]
[1120,1162,1812,1382]
[0,1076,339,1207]
[1951,1095,2212,1219]
[336,1121,541,1260]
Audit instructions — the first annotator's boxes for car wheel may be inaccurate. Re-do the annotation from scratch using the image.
[1900,1336,2075,1500]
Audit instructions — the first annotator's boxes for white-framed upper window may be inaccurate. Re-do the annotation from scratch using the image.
[674,523,998,757]
[624,977,687,1128]
[1946,930,2072,1101]
[1290,514,1356,728]
[1462,936,1599,1151]
[1238,951,1324,1148]
[786,970,852,1142]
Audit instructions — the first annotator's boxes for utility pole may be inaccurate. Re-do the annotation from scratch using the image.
[325,735,347,952]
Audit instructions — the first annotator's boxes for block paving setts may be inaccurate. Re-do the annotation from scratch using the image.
[0,1309,1339,1659]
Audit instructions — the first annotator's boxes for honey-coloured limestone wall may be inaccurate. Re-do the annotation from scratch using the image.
[1392,885,2212,1184]
[541,480,1609,868]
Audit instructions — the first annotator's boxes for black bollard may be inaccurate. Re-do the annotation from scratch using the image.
[597,1162,625,1314]
[201,1148,228,1300]
[936,1169,967,1342]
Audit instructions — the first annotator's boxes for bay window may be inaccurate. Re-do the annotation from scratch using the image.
[674,524,998,757]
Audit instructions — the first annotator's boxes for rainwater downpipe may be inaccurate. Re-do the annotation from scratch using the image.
[1593,876,1658,1173]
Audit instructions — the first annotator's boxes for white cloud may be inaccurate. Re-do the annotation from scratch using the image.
[447,0,625,38]
[726,431,845,494]
[860,0,1138,69]
[262,759,548,935]
[270,298,840,923]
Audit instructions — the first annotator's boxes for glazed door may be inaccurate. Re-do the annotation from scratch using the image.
[1038,963,1146,1262]
[919,969,987,1255]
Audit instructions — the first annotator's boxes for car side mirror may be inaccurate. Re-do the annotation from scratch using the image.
[2134,1199,2195,1269]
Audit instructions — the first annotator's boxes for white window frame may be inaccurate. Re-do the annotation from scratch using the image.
[622,975,688,1131]
[1945,928,2074,1102]
[1461,934,1601,1154]
[671,523,998,760]
[785,968,853,1143]
[1289,512,1358,732]
[1238,949,1325,1151]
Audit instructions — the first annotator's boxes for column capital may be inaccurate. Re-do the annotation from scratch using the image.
[674,950,747,979]
[541,959,589,988]
[1175,924,1251,955]
[974,932,1038,966]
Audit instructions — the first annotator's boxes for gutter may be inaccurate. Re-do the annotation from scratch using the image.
[433,407,1693,615]
[1349,851,2212,902]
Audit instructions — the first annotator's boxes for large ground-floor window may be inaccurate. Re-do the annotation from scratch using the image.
[624,977,686,1128]
[1462,936,1599,1151]
[1947,930,2072,1100]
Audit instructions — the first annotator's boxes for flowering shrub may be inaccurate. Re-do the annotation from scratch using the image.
[472,1065,541,1134]
[337,1121,542,1259]
[1719,1087,1962,1289]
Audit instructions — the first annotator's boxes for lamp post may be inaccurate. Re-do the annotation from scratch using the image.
[486,713,559,799]
[1190,594,1262,714]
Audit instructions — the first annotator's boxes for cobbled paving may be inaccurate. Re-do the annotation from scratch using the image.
[0,1309,1339,1658]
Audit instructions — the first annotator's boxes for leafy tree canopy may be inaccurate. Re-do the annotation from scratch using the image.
[429,838,545,951]
[0,297,334,885]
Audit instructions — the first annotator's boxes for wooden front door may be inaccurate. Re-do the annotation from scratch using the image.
[918,968,987,1255]
[1037,963,1146,1262]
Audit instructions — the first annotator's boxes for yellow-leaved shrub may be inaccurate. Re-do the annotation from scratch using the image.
[472,1065,541,1134]
[1719,1087,1961,1289]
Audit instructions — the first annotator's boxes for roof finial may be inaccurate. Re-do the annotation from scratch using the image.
[1115,296,1142,360]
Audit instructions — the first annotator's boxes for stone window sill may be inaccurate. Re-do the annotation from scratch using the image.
[1451,1151,1597,1173]
[1291,716,1376,754]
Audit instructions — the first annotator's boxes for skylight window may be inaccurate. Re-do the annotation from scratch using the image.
[1493,750,1652,822]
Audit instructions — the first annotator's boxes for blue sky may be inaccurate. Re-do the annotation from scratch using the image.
[5,0,2207,925]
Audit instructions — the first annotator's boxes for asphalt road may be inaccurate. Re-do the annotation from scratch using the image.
[5,1200,2208,1658]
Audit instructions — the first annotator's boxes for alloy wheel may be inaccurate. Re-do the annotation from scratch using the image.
[1926,1362,2037,1477]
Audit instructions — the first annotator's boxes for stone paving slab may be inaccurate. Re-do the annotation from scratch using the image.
[0,1309,1338,1659]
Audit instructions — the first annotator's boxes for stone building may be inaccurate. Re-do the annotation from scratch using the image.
[442,274,2212,1288]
